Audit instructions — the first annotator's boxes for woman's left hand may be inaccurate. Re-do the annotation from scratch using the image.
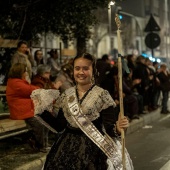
[116,113,129,134]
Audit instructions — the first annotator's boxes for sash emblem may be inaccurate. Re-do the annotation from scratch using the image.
[68,95,75,103]
[70,104,79,116]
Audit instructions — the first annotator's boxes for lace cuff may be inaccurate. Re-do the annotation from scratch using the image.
[30,89,60,115]
[113,123,121,138]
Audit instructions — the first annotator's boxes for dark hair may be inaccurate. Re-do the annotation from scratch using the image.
[73,53,97,77]
[8,63,27,79]
[17,40,28,49]
[153,61,158,66]
[127,54,134,61]
[34,50,44,65]
[136,55,145,64]
[101,54,109,61]
[48,49,58,57]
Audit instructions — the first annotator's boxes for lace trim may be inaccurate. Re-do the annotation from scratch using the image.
[30,89,60,115]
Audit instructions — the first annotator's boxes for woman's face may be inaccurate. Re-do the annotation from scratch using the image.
[36,51,43,60]
[74,58,93,85]
[18,44,28,54]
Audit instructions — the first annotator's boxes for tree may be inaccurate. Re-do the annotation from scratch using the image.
[0,0,110,53]
[89,8,108,57]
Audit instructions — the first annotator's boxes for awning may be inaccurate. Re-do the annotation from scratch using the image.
[0,39,18,48]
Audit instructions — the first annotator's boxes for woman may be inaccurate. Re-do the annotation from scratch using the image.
[31,64,62,89]
[32,50,44,75]
[31,53,133,169]
[6,63,49,153]
[11,40,34,83]
[34,50,44,66]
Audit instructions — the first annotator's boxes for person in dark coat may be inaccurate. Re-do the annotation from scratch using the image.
[101,66,139,121]
[96,54,111,86]
[157,63,170,114]
[133,55,150,112]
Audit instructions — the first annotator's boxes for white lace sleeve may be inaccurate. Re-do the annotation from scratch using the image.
[30,89,60,115]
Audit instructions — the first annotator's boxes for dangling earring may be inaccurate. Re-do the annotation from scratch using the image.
[91,75,95,84]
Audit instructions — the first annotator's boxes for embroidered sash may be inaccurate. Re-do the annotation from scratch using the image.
[66,88,124,169]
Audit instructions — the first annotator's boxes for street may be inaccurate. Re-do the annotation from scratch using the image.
[126,114,170,170]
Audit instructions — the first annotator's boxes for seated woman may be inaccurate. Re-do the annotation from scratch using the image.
[6,63,49,153]
[31,64,62,90]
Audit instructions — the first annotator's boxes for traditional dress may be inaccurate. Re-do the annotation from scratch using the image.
[31,85,133,170]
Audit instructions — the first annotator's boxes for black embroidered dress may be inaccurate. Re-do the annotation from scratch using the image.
[41,85,121,170]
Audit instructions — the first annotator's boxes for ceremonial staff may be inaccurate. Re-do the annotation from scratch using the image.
[115,13,126,170]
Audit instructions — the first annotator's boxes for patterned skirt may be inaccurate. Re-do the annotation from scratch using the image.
[43,127,107,170]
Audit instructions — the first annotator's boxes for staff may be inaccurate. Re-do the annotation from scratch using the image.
[115,13,126,170]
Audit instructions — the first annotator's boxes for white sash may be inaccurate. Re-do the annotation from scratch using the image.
[66,88,134,170]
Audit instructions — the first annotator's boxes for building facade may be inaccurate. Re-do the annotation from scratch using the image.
[89,0,170,62]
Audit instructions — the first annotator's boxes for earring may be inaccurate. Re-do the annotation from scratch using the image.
[91,75,95,84]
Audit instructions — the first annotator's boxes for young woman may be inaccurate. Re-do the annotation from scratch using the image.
[32,50,44,75]
[34,50,44,66]
[31,53,133,169]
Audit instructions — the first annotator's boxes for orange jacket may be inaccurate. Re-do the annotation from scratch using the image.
[6,78,39,120]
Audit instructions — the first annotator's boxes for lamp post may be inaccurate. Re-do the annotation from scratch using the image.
[108,1,115,51]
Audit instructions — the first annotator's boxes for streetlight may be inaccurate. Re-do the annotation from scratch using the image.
[109,1,115,6]
[108,1,115,51]
[108,1,115,36]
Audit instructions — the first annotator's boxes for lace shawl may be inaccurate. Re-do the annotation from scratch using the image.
[61,86,116,128]
[30,89,60,115]
[30,86,116,128]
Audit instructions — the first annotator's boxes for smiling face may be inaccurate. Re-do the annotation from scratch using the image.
[36,51,43,60]
[18,43,28,54]
[73,57,93,86]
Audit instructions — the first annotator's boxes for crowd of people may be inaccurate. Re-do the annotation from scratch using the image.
[2,39,170,169]
[97,54,170,121]
[5,41,74,153]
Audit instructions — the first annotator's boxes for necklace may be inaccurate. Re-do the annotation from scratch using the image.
[76,84,95,103]
[77,84,93,96]
[78,89,88,95]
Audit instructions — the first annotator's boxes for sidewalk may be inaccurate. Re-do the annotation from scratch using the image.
[12,107,162,170]
[127,107,161,134]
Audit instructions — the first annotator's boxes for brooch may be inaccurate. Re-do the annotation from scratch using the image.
[68,95,75,103]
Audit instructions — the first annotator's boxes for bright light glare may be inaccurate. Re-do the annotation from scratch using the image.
[157,58,161,63]
[109,1,115,6]
[152,58,156,62]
